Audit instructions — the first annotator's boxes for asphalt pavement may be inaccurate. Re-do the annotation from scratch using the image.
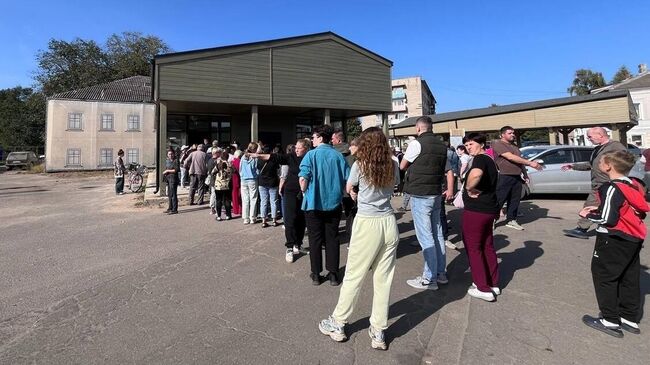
[0,172,648,364]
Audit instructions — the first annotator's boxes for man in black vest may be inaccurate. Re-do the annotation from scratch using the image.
[400,116,454,290]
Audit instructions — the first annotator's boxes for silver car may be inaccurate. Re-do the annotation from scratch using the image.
[521,145,644,196]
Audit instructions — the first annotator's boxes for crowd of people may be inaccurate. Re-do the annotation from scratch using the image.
[148,119,647,348]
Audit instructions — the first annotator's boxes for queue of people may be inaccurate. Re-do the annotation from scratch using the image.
[155,121,647,349]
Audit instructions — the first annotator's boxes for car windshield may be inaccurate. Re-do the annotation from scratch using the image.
[521,148,547,160]
[8,153,27,159]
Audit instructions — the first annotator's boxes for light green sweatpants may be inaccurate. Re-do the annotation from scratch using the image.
[332,213,400,330]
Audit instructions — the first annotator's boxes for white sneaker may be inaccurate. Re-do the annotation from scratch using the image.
[437,273,449,284]
[471,282,501,295]
[243,219,250,225]
[292,245,300,255]
[505,220,524,231]
[406,276,438,290]
[285,249,294,263]
[368,326,387,350]
[467,287,496,302]
[444,240,457,250]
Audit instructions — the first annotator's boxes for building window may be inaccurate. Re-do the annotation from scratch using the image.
[66,149,81,166]
[127,148,139,164]
[296,124,312,139]
[100,114,114,131]
[99,148,113,167]
[393,99,405,106]
[127,115,141,131]
[67,113,83,130]
[631,135,643,147]
[633,103,643,119]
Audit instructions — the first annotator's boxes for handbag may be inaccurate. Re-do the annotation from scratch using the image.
[453,185,464,209]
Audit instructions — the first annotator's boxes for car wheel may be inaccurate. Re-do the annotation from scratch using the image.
[6,166,12,171]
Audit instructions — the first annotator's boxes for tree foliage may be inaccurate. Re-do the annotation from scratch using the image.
[0,87,46,148]
[345,118,363,140]
[567,69,606,96]
[611,65,632,84]
[35,32,171,96]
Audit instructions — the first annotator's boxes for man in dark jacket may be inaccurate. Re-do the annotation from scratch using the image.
[400,116,454,290]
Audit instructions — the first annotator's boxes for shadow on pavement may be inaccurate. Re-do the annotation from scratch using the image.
[497,240,544,289]
[345,242,473,346]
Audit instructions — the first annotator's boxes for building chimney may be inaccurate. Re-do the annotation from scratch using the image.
[639,64,648,73]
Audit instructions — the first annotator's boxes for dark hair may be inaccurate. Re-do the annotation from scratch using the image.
[462,133,487,146]
[333,128,345,142]
[313,124,334,144]
[456,145,467,153]
[500,125,514,135]
[415,116,433,130]
[117,149,124,156]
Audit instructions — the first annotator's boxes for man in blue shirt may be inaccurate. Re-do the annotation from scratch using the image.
[299,125,350,286]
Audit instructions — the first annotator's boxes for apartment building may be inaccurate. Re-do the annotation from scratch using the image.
[359,76,436,130]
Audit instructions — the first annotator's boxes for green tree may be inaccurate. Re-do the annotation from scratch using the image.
[567,69,605,96]
[106,32,171,80]
[345,118,362,140]
[611,65,632,84]
[35,32,171,96]
[35,38,111,96]
[0,87,46,148]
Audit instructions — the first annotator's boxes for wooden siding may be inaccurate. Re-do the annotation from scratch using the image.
[158,50,271,105]
[272,41,391,111]
[393,97,633,136]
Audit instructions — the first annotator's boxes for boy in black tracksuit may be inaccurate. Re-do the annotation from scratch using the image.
[578,150,649,338]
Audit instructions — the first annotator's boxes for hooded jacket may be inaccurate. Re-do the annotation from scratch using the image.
[587,177,649,242]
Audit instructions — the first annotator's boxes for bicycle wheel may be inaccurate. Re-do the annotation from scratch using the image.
[130,174,144,193]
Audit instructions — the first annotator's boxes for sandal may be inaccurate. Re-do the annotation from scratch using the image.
[272,221,279,227]
[261,221,269,228]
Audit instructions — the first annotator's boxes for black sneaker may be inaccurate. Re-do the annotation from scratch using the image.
[164,209,171,214]
[311,273,322,286]
[563,228,589,239]
[328,272,340,286]
[582,315,623,338]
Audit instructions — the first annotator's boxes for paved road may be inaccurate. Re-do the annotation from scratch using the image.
[0,172,648,364]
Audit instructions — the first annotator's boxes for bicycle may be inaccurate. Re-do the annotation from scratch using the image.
[127,163,148,193]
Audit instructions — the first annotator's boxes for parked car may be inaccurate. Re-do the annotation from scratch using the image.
[5,151,40,170]
[521,145,644,196]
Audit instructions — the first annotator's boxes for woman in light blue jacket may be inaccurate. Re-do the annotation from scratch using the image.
[240,142,259,224]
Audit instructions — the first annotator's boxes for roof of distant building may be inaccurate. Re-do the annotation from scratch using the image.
[591,71,650,93]
[391,89,631,129]
[50,75,152,103]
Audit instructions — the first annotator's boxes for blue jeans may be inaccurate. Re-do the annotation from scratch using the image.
[259,185,279,221]
[410,195,446,280]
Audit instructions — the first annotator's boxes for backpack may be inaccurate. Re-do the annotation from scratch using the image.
[214,160,232,190]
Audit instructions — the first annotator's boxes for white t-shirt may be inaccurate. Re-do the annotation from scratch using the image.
[403,140,422,162]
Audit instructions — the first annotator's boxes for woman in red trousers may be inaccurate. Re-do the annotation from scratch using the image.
[231,149,242,217]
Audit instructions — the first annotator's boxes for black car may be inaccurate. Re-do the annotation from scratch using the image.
[5,151,39,170]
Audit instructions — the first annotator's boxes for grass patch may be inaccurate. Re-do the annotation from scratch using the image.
[27,164,45,174]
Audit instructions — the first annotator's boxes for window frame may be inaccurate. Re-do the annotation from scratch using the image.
[126,148,139,164]
[67,113,83,130]
[100,113,115,131]
[127,114,141,131]
[539,148,574,165]
[99,148,113,167]
[66,148,82,167]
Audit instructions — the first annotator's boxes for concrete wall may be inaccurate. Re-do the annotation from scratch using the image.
[45,99,156,171]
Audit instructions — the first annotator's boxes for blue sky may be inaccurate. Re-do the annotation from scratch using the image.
[1,0,648,113]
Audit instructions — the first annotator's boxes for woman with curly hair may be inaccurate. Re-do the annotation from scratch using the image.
[318,127,400,351]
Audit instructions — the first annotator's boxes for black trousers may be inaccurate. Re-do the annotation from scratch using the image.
[115,177,124,194]
[591,233,642,324]
[305,207,341,275]
[215,189,232,217]
[166,178,178,212]
[283,191,306,248]
[496,174,523,221]
[189,174,207,204]
[342,196,356,238]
